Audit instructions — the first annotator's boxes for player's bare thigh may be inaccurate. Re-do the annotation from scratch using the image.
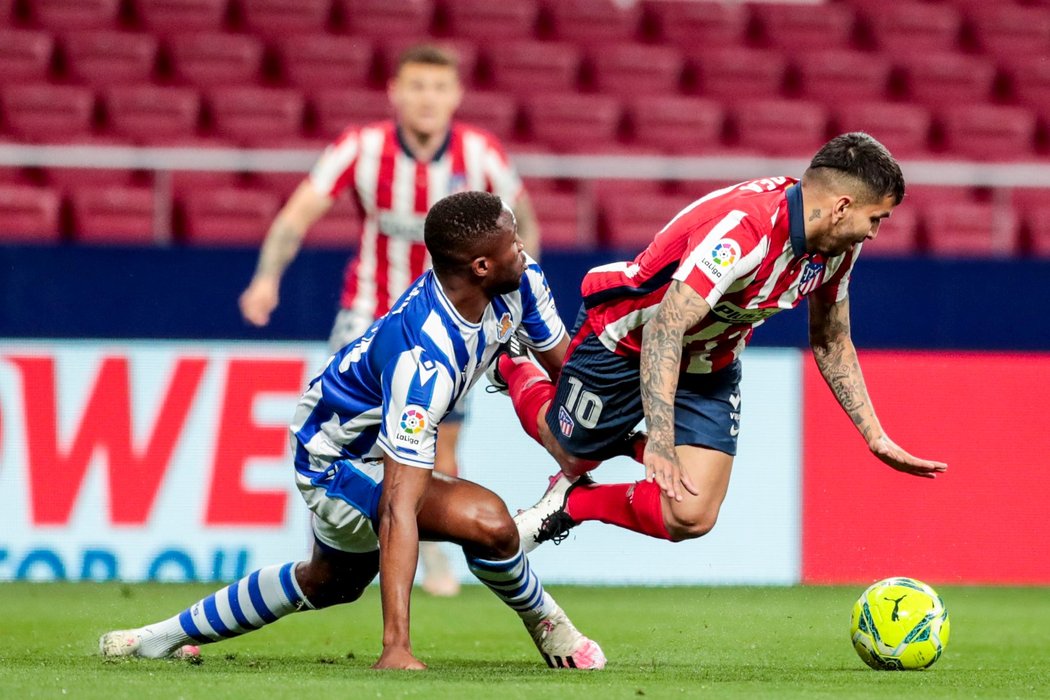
[660,445,734,542]
[417,472,519,559]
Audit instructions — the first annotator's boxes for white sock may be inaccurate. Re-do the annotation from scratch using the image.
[465,548,558,625]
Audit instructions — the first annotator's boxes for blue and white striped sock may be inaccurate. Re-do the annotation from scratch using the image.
[137,562,313,658]
[466,548,558,624]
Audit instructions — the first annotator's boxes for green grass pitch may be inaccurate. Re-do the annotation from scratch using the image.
[1,583,1046,699]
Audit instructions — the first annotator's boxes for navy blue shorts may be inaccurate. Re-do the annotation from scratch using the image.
[545,312,742,461]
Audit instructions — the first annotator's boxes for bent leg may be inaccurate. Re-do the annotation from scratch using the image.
[660,445,733,541]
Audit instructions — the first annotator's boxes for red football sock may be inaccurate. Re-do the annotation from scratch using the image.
[566,480,672,540]
[500,354,554,446]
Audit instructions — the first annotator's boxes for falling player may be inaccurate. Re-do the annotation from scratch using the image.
[101,192,602,671]
[238,44,540,595]
[493,133,947,552]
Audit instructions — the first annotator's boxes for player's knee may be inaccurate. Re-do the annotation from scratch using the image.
[296,554,378,609]
[463,502,519,558]
[665,509,719,541]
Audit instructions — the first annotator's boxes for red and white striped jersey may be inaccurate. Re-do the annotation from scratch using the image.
[308,120,523,319]
[581,177,860,374]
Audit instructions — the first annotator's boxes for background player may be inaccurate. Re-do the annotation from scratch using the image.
[100,192,600,671]
[496,133,947,551]
[238,44,540,595]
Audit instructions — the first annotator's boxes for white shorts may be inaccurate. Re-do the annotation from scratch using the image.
[295,459,385,554]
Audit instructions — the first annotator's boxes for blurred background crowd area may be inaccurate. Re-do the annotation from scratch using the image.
[2,0,1050,255]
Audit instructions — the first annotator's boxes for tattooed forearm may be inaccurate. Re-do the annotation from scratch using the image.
[810,296,882,444]
[641,282,710,457]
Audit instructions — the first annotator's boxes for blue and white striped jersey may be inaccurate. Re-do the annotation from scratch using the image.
[291,255,564,474]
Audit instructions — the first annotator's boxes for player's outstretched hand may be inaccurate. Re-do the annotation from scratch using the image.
[869,435,947,479]
[373,646,426,670]
[643,444,699,502]
[239,277,279,327]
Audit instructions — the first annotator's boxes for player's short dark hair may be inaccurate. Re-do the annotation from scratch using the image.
[425,191,507,273]
[804,132,905,205]
[396,44,459,74]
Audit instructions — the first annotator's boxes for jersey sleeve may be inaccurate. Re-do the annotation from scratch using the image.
[813,243,862,304]
[307,127,360,200]
[671,210,767,308]
[375,348,455,469]
[515,256,566,352]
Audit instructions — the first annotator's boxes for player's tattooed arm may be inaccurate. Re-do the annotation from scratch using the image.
[809,294,948,479]
[640,280,711,500]
[808,294,883,444]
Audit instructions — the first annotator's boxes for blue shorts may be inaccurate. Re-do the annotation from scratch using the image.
[545,313,742,461]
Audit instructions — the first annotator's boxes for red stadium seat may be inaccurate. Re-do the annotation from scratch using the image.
[442,0,539,40]
[240,0,331,38]
[863,206,919,257]
[0,30,55,85]
[104,85,200,143]
[1022,205,1050,257]
[545,0,643,44]
[280,36,374,90]
[641,0,748,49]
[0,0,12,25]
[312,88,392,138]
[302,196,362,248]
[732,99,828,156]
[602,192,694,250]
[904,185,979,212]
[487,41,581,96]
[691,48,788,103]
[795,50,891,102]
[968,5,1050,61]
[181,187,280,245]
[70,186,157,245]
[628,96,723,154]
[168,33,264,87]
[62,32,159,86]
[865,2,963,53]
[379,38,478,85]
[337,0,434,37]
[207,87,305,145]
[44,166,137,194]
[589,43,684,98]
[523,93,621,152]
[528,189,591,249]
[31,0,122,30]
[750,3,856,51]
[2,85,94,142]
[1000,55,1050,113]
[939,105,1037,161]
[170,169,246,196]
[924,202,1019,257]
[456,91,518,142]
[133,0,229,35]
[834,102,932,158]
[0,185,62,243]
[897,53,996,108]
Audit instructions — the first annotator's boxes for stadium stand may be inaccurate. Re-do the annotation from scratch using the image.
[168,33,265,87]
[863,2,963,53]
[589,43,684,98]
[834,102,933,158]
[750,2,856,50]
[104,85,201,143]
[279,36,375,90]
[544,0,642,44]
[896,52,997,109]
[939,105,1038,161]
[732,99,828,155]
[311,88,392,138]
[487,41,581,96]
[238,0,332,38]
[2,84,95,142]
[690,48,788,104]
[440,0,539,40]
[794,49,891,102]
[207,86,305,146]
[601,191,694,249]
[861,205,920,257]
[337,0,434,37]
[455,91,518,143]
[181,187,279,245]
[641,0,748,49]
[31,0,122,31]
[525,188,591,249]
[924,202,1020,257]
[523,93,621,152]
[627,96,723,153]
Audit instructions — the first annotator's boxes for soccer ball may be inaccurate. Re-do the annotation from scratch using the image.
[850,577,950,670]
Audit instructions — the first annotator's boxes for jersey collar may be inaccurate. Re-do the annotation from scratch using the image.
[396,125,453,162]
[786,183,807,257]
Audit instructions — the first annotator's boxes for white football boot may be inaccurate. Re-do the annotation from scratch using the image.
[514,472,590,554]
[99,628,200,660]
[526,595,606,670]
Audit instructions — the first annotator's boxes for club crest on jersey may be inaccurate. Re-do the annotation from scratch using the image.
[558,405,575,437]
[701,239,740,279]
[496,311,514,342]
[449,173,468,193]
[798,260,826,296]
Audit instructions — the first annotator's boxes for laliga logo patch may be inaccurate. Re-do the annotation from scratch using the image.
[496,311,514,343]
[711,240,740,268]
[400,408,426,434]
